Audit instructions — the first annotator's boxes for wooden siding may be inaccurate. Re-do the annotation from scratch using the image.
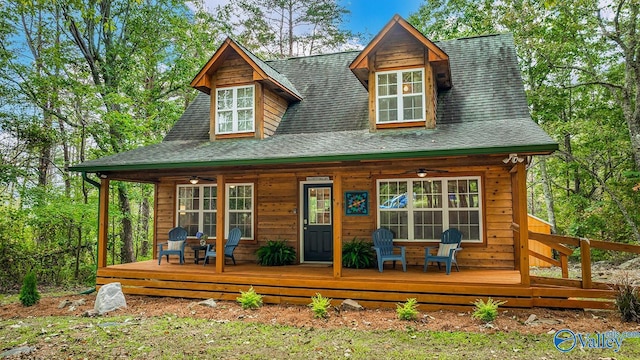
[215,51,253,86]
[528,215,553,267]
[373,26,426,70]
[155,159,516,269]
[263,88,288,137]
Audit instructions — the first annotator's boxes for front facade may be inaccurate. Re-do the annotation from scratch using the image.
[70,16,581,309]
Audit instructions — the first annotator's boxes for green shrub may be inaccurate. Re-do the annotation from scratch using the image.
[237,286,263,310]
[256,240,295,266]
[342,238,375,269]
[471,298,506,323]
[309,293,332,319]
[19,271,40,307]
[613,274,640,322]
[396,298,419,321]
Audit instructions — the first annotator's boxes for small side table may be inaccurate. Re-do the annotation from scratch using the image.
[190,244,207,264]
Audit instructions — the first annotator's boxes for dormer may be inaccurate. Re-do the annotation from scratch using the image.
[350,15,451,130]
[190,38,302,141]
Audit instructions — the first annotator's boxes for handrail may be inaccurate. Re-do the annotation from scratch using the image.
[527,231,640,289]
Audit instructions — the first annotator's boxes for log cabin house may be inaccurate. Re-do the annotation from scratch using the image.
[71,15,617,310]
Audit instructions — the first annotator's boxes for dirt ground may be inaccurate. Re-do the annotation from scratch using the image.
[2,292,640,336]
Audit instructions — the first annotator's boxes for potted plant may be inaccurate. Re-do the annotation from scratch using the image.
[256,240,296,266]
[196,232,208,246]
[342,237,375,269]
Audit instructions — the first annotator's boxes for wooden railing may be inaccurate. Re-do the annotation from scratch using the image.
[528,231,640,289]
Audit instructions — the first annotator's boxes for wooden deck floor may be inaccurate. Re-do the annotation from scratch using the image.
[97,260,615,311]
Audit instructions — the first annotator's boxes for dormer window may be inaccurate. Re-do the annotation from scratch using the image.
[376,68,425,124]
[216,85,255,134]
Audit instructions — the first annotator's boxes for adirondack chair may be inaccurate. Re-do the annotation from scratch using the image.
[158,226,187,265]
[204,228,242,266]
[423,228,463,275]
[372,228,407,272]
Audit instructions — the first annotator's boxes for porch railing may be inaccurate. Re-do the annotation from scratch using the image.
[527,230,640,289]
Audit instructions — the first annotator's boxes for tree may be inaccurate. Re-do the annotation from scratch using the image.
[227,0,354,58]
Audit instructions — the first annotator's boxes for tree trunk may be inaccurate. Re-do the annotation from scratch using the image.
[117,183,135,263]
[140,188,151,257]
[539,157,557,233]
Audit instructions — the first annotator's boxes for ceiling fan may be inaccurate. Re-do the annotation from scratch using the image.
[189,176,216,184]
[404,168,449,178]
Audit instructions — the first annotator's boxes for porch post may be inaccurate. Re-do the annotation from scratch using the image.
[515,162,530,286]
[97,178,109,268]
[216,174,226,273]
[333,173,343,278]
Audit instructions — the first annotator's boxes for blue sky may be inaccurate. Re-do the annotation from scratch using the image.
[339,0,423,35]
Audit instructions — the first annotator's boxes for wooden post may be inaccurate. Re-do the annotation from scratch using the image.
[216,174,226,273]
[515,162,530,286]
[97,178,109,268]
[560,255,569,278]
[333,174,343,278]
[581,238,592,289]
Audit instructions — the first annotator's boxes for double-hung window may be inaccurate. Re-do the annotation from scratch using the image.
[377,177,482,242]
[376,68,425,124]
[177,185,217,237]
[226,183,254,239]
[216,85,255,134]
[177,183,255,240]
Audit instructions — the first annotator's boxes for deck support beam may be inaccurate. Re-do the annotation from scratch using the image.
[333,173,343,278]
[216,174,226,273]
[98,178,109,268]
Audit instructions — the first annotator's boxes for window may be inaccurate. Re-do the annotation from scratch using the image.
[177,185,217,237]
[226,183,254,239]
[376,68,424,124]
[216,85,254,134]
[377,177,482,242]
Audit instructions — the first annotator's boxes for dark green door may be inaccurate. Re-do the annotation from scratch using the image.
[303,184,333,262]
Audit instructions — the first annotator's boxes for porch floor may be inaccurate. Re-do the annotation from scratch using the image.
[97,260,615,310]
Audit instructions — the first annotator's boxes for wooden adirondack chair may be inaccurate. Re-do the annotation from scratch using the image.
[204,228,242,266]
[158,226,187,265]
[372,228,407,272]
[423,228,463,275]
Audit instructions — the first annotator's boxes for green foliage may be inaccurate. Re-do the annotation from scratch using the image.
[342,238,374,269]
[256,240,296,266]
[308,293,332,319]
[472,298,506,323]
[613,274,640,323]
[396,298,419,321]
[19,271,40,307]
[236,286,263,310]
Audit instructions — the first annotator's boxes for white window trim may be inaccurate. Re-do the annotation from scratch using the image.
[176,184,218,239]
[225,183,254,240]
[376,176,483,243]
[375,68,426,124]
[215,84,255,134]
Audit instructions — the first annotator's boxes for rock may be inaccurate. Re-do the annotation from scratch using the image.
[71,298,86,307]
[619,257,640,270]
[198,299,218,308]
[68,305,76,312]
[524,314,537,325]
[83,309,99,317]
[1,346,35,357]
[58,299,71,309]
[94,282,127,315]
[340,299,363,311]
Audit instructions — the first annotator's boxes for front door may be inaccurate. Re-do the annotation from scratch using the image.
[303,183,333,262]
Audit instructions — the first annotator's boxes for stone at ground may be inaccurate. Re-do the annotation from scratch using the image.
[94,282,127,315]
[71,299,86,307]
[198,299,217,308]
[340,299,363,311]
[618,257,640,270]
[0,346,35,357]
[57,299,70,309]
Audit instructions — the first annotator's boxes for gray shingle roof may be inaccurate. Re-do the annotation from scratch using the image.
[72,33,557,173]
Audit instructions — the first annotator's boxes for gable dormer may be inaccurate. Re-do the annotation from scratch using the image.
[350,15,451,130]
[190,38,302,141]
